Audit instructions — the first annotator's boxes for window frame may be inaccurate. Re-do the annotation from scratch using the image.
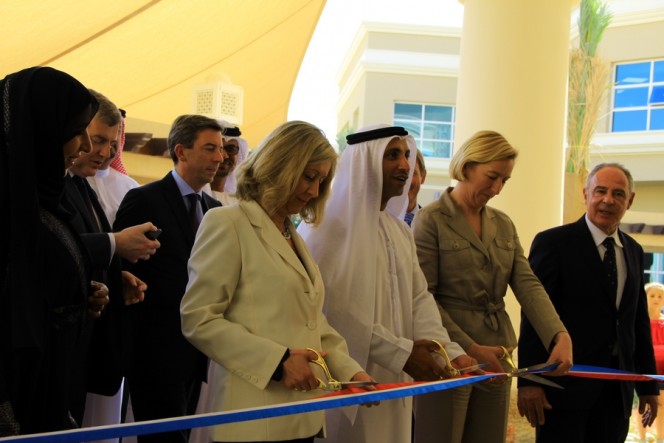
[611,59,664,133]
[393,102,455,159]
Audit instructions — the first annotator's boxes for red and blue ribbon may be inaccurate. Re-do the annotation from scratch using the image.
[1,365,660,442]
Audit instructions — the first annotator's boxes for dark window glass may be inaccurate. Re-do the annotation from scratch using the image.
[423,122,452,140]
[649,85,664,105]
[424,105,453,122]
[654,61,664,83]
[612,110,647,132]
[614,87,649,108]
[615,62,650,85]
[398,121,421,138]
[394,103,422,120]
[650,108,664,130]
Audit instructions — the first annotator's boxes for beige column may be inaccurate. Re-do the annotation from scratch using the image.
[456,0,577,244]
[454,0,578,331]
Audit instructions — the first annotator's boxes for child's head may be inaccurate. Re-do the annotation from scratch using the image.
[646,282,664,312]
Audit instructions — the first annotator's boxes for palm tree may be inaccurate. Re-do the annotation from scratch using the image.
[564,0,612,222]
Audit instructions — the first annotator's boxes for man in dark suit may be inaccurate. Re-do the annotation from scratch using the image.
[114,115,225,443]
[64,90,159,424]
[517,163,658,443]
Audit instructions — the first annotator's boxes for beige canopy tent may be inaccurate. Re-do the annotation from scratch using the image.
[0,0,326,150]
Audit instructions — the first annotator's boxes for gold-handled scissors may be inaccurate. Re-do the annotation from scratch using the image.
[431,340,486,378]
[306,348,378,391]
[499,346,564,389]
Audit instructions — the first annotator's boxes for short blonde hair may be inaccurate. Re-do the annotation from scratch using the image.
[235,121,337,225]
[449,130,518,181]
[646,282,664,293]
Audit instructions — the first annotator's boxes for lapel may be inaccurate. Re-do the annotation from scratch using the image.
[202,191,222,212]
[86,179,112,232]
[240,200,313,285]
[159,172,195,245]
[439,190,490,260]
[65,175,100,233]
[617,230,636,312]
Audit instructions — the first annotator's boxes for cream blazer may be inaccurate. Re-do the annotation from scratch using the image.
[181,200,363,442]
[413,188,565,351]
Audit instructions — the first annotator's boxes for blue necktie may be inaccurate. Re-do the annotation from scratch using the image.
[404,212,415,227]
[187,193,202,233]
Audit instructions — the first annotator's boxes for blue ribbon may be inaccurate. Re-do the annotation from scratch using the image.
[0,375,494,442]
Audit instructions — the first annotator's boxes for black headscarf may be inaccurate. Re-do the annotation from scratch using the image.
[0,66,99,349]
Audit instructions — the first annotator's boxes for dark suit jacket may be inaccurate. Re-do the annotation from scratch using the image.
[518,215,657,417]
[63,175,125,396]
[113,172,220,384]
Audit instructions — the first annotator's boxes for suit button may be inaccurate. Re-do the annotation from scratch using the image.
[307,320,317,329]
[453,241,459,250]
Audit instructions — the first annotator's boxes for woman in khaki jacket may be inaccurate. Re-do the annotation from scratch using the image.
[412,130,573,443]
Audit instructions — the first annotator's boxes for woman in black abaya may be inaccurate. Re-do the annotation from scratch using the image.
[0,66,102,435]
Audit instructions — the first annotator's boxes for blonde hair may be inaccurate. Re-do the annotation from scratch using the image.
[449,130,518,181]
[235,121,337,225]
[646,282,664,293]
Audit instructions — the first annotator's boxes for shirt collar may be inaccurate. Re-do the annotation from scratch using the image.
[171,169,200,198]
[585,213,623,249]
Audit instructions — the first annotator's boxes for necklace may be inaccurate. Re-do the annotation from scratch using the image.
[281,220,291,240]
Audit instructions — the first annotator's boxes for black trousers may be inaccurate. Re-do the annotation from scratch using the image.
[127,376,201,443]
[536,379,629,443]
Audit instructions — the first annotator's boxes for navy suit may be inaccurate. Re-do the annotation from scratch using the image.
[62,175,125,424]
[518,215,657,443]
[113,172,220,443]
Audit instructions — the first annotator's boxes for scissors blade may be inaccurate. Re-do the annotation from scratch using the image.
[522,362,560,373]
[458,363,487,375]
[339,381,379,389]
[519,374,564,389]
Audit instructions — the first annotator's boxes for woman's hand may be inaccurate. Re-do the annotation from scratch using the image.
[466,343,510,383]
[281,348,324,392]
[451,354,484,375]
[87,281,109,318]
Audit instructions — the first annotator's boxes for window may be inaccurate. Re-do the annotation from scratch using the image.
[646,253,664,284]
[393,103,455,158]
[611,60,664,132]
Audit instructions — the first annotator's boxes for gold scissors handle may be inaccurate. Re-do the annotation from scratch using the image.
[306,347,342,391]
[431,339,460,378]
[499,346,517,374]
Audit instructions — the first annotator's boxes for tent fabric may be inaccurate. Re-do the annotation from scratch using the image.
[0,0,326,148]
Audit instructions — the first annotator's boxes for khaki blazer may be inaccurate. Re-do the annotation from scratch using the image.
[413,188,565,351]
[181,200,363,442]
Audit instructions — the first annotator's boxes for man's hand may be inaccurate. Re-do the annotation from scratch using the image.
[87,281,109,318]
[351,371,380,407]
[114,222,160,263]
[639,394,659,428]
[517,385,551,427]
[122,271,147,305]
[545,331,573,376]
[404,339,447,381]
